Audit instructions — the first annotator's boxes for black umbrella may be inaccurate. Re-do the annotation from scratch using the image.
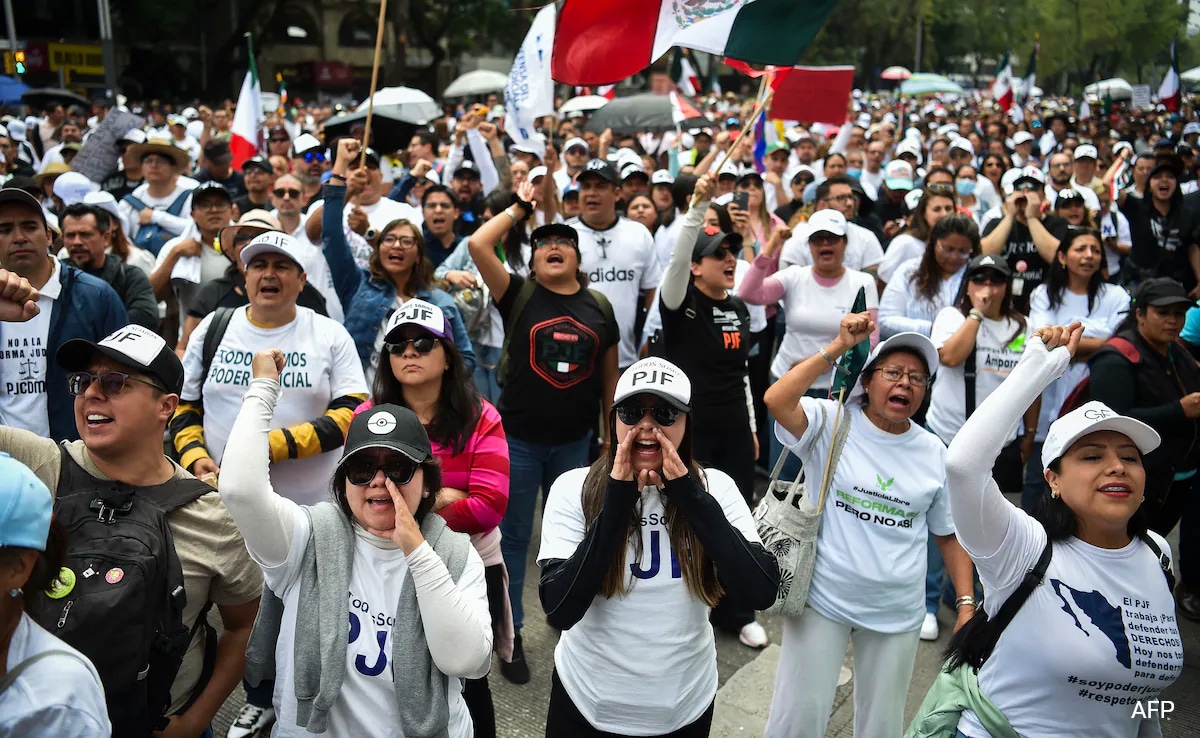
[324,103,438,154]
[585,94,712,134]
[21,87,90,110]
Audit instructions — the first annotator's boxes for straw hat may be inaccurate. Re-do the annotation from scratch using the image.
[127,138,190,169]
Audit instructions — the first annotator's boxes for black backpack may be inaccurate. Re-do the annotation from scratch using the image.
[37,447,215,736]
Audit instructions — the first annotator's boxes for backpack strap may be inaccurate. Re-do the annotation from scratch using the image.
[496,278,539,387]
[122,194,148,211]
[978,539,1053,662]
[1106,336,1141,364]
[200,307,236,385]
[165,190,193,216]
[964,341,978,420]
[0,650,91,695]
[1139,533,1177,593]
[588,287,617,341]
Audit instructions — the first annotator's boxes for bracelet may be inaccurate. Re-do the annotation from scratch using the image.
[955,596,977,610]
[1025,427,1037,434]
[329,173,346,181]
[818,347,838,366]
[502,208,518,224]
[968,309,984,322]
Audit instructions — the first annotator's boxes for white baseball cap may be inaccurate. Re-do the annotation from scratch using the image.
[950,138,975,157]
[865,332,940,378]
[904,188,925,211]
[83,191,121,221]
[382,298,451,344]
[292,133,323,156]
[1113,141,1134,157]
[896,139,923,164]
[528,165,548,182]
[1041,401,1160,470]
[613,357,691,412]
[239,231,306,269]
[53,172,99,206]
[1073,144,1099,161]
[651,169,675,186]
[562,137,589,154]
[1012,131,1036,146]
[885,159,915,190]
[807,209,847,237]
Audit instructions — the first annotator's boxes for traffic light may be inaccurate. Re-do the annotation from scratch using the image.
[14,51,25,75]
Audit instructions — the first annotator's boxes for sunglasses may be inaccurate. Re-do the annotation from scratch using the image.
[703,246,736,260]
[273,188,301,199]
[384,336,440,354]
[67,371,168,397]
[302,151,326,164]
[969,273,1007,286]
[343,455,418,486]
[925,182,955,196]
[615,402,683,427]
[269,137,290,144]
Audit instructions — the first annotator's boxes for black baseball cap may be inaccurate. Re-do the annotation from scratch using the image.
[57,324,186,395]
[192,181,232,204]
[242,156,272,174]
[1132,278,1196,309]
[530,223,579,247]
[692,225,743,261]
[966,253,1012,280]
[203,139,232,165]
[578,158,620,185]
[337,404,433,470]
[0,188,47,227]
[452,160,481,180]
[1054,189,1086,208]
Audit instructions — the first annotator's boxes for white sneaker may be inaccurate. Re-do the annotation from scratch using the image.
[739,620,769,648]
[920,612,940,641]
[227,704,275,738]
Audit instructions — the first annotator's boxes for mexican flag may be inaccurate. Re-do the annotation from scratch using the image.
[671,49,701,97]
[552,0,838,86]
[230,39,263,171]
[1159,41,1181,113]
[992,49,1013,111]
[1021,40,1038,102]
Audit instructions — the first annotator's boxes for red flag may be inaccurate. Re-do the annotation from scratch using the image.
[768,66,855,124]
[724,59,793,91]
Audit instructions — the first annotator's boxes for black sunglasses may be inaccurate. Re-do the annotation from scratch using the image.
[925,182,955,196]
[969,273,1007,286]
[384,336,440,354]
[67,371,168,397]
[343,455,418,486]
[273,188,301,199]
[702,246,736,261]
[615,401,683,427]
[269,137,290,144]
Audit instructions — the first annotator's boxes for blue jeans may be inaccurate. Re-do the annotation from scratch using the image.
[473,344,502,406]
[500,432,592,631]
[1021,441,1047,513]
[926,534,984,614]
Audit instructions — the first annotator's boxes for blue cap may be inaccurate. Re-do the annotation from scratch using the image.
[0,453,52,551]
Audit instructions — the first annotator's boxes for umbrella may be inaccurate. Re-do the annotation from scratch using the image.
[355,86,440,116]
[880,66,912,81]
[585,93,711,134]
[559,95,611,117]
[22,87,89,109]
[1183,66,1200,86]
[899,74,964,96]
[0,75,29,105]
[324,105,435,154]
[1083,78,1133,101]
[443,70,510,98]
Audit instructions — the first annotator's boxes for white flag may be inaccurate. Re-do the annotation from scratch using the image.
[505,4,557,157]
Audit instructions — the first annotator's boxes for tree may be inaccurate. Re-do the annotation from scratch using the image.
[405,0,519,91]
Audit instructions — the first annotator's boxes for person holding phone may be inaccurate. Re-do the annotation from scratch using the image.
[981,168,1069,311]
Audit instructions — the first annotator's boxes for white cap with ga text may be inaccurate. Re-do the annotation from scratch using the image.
[1042,401,1160,470]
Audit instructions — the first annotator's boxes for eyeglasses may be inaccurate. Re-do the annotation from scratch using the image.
[874,366,929,387]
[925,182,955,196]
[383,336,440,354]
[343,455,418,486]
[380,234,418,248]
[194,200,230,212]
[969,274,1006,286]
[535,236,575,249]
[615,402,683,427]
[302,151,326,163]
[67,371,168,397]
[273,188,301,199]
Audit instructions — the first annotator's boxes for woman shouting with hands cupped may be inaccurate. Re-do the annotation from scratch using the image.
[536,357,780,737]
[218,348,493,737]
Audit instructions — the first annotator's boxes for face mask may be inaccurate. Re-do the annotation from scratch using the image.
[847,168,862,178]
[956,179,976,197]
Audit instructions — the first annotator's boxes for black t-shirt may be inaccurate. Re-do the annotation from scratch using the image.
[102,171,143,201]
[231,193,270,216]
[496,275,619,444]
[188,273,328,319]
[981,215,1069,304]
[659,284,751,413]
[194,169,246,200]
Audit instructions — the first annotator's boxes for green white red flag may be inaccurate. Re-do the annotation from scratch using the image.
[230,38,263,171]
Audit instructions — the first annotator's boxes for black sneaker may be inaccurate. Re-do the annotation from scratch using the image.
[1179,590,1200,622]
[500,630,531,684]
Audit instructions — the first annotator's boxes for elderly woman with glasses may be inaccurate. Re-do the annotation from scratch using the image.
[321,137,475,386]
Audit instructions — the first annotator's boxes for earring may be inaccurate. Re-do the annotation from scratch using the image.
[422,491,429,498]
[1050,488,1060,499]
[8,588,22,598]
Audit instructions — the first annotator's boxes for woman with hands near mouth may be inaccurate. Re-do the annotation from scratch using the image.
[218,348,492,738]
[537,358,779,737]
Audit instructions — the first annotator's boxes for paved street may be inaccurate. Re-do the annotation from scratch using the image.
[213,494,1200,737]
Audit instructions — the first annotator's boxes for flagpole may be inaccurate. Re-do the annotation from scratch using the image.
[699,81,774,205]
[359,0,390,169]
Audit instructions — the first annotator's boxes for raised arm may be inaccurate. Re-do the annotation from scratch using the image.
[737,248,787,305]
[662,174,715,311]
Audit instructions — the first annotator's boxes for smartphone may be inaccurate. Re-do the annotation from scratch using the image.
[732,191,750,211]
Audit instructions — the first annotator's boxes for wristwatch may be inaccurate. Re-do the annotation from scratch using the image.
[968,309,984,322]
[365,227,377,241]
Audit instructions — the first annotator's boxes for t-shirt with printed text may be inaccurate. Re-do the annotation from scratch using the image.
[0,259,60,436]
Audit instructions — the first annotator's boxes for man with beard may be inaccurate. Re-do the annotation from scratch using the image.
[231,156,274,216]
[37,118,84,172]
[450,160,486,235]
[290,133,329,209]
[60,203,158,330]
[1044,151,1100,210]
[420,184,462,268]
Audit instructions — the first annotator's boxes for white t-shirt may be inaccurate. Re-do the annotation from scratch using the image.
[770,266,879,385]
[0,614,111,737]
[117,182,194,244]
[878,258,966,338]
[156,228,230,323]
[958,523,1182,738]
[181,306,367,505]
[538,466,760,736]
[1098,207,1133,276]
[0,259,60,436]
[356,197,424,234]
[876,233,926,283]
[776,399,954,633]
[1028,284,1130,438]
[927,308,1027,445]
[568,216,663,368]
[780,220,885,273]
[652,211,686,273]
[263,518,487,738]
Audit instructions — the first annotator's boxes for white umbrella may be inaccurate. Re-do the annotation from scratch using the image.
[356,86,439,113]
[559,95,610,117]
[1182,66,1200,85]
[443,70,510,98]
[1083,78,1133,101]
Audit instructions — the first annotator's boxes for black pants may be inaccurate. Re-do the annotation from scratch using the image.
[1147,475,1200,590]
[748,315,776,468]
[461,563,508,738]
[546,670,714,738]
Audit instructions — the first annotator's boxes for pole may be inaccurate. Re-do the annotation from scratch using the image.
[706,85,773,183]
[97,0,117,101]
[359,0,389,169]
[3,0,17,79]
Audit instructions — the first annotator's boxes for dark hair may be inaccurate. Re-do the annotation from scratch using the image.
[904,191,956,242]
[579,410,723,605]
[1045,228,1105,312]
[412,131,439,150]
[420,184,457,209]
[332,459,442,524]
[368,219,433,295]
[0,518,68,616]
[370,329,482,455]
[924,165,955,184]
[814,174,855,202]
[483,190,528,273]
[911,214,980,303]
[955,262,1028,344]
[672,174,698,212]
[707,203,735,233]
[823,152,847,172]
[981,152,1011,176]
[625,193,657,231]
[61,203,112,233]
[945,456,1149,671]
[953,162,978,180]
